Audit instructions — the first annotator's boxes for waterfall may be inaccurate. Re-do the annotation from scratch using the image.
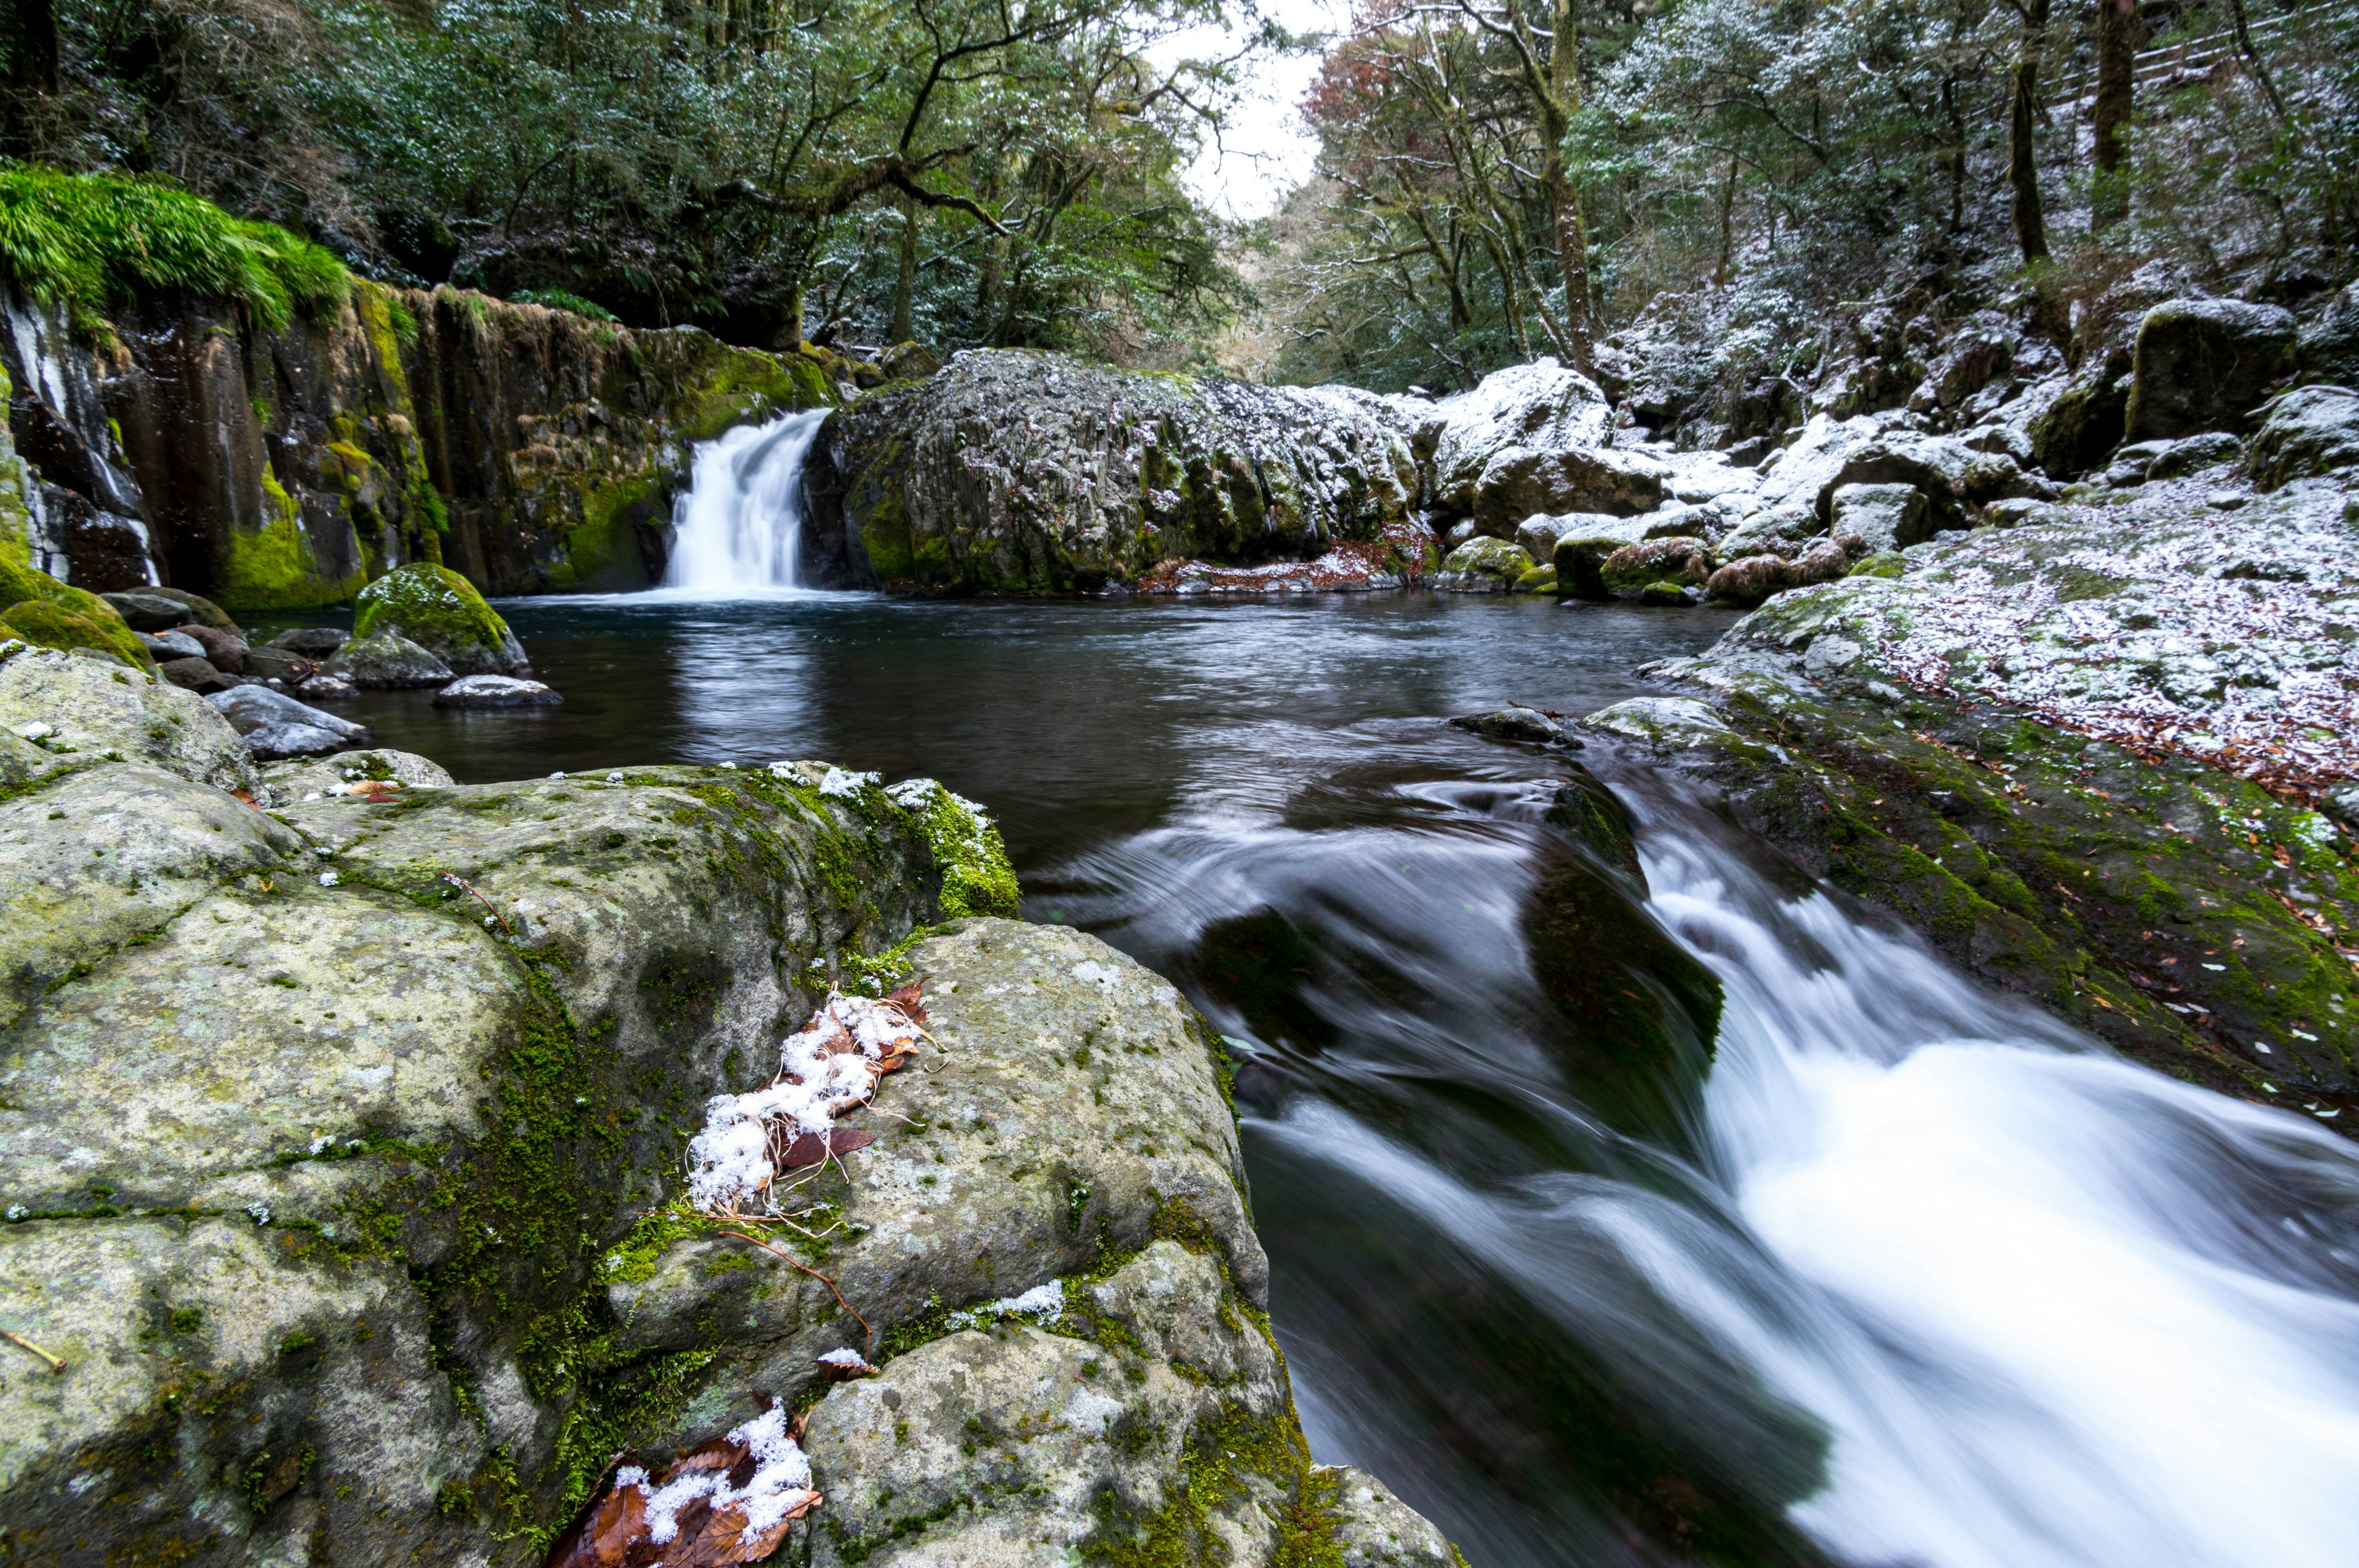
[663,408,830,593]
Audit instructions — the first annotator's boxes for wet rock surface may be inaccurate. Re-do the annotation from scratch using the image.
[0,657,1453,1565]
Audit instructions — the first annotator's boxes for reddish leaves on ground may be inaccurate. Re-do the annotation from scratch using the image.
[774,1126,875,1171]
[542,1418,818,1568]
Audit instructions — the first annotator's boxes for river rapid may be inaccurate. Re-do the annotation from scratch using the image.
[251,583,2359,1568]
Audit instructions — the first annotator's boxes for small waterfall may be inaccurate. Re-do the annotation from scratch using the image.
[663,408,830,593]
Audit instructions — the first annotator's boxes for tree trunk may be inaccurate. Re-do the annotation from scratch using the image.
[1714,151,1739,286]
[780,278,805,351]
[2091,0,2135,231]
[889,195,917,343]
[1543,0,1591,369]
[2008,0,2050,265]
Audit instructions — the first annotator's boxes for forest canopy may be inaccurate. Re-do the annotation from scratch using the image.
[0,0,2350,389]
[0,0,1261,361]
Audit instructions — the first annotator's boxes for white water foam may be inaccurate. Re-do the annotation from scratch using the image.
[1262,814,2359,1568]
[663,408,831,595]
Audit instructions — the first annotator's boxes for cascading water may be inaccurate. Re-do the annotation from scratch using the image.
[663,408,830,592]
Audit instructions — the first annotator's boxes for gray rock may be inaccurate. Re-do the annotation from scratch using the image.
[1829,482,1933,553]
[207,684,371,745]
[2250,386,2359,487]
[236,719,354,759]
[260,747,456,805]
[99,588,239,636]
[431,674,563,708]
[172,621,246,674]
[241,646,315,684]
[1581,696,1739,750]
[297,672,357,701]
[878,341,942,382]
[1601,536,1711,597]
[2125,298,2298,442]
[1428,357,1613,514]
[812,351,1418,592]
[0,646,256,793]
[1450,708,1575,746]
[2298,281,2359,385]
[139,629,208,661]
[323,629,456,689]
[267,626,351,658]
[2145,431,2246,480]
[156,655,235,694]
[1469,442,1668,531]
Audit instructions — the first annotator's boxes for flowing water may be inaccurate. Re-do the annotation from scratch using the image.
[259,418,2359,1567]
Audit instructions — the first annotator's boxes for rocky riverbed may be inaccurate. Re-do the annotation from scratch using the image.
[0,647,1458,1567]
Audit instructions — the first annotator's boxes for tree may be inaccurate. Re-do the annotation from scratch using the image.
[2005,0,2049,263]
[2090,0,2135,232]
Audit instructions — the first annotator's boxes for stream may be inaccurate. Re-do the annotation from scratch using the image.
[245,431,2359,1567]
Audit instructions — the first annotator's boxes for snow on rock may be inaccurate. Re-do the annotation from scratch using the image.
[685,990,925,1214]
[1427,358,1613,514]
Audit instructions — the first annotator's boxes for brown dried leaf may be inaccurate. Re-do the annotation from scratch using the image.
[777,1128,875,1171]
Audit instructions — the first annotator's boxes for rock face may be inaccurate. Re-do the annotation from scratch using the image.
[4,281,835,611]
[353,561,530,675]
[1426,357,1613,515]
[0,681,1455,1566]
[2123,298,2297,443]
[804,350,1420,593]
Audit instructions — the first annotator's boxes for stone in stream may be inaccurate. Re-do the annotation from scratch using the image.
[267,626,350,658]
[351,561,530,676]
[206,683,372,760]
[323,628,455,688]
[138,628,208,662]
[171,620,246,674]
[155,654,236,693]
[1432,536,1533,591]
[296,671,357,701]
[1600,536,1711,598]
[98,586,240,634]
[432,673,563,708]
[1450,707,1578,746]
[239,646,315,685]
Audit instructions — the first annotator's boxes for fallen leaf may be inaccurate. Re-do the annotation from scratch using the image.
[778,1128,875,1170]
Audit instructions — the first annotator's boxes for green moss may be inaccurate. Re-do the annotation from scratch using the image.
[0,165,348,338]
[217,472,366,611]
[887,779,1019,919]
[0,596,152,667]
[351,560,515,663]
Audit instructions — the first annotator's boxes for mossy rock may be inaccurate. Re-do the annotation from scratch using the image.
[351,561,526,676]
[0,560,152,668]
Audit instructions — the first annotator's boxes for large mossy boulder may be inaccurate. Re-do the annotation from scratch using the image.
[1433,535,1533,591]
[0,712,1456,1565]
[0,555,153,669]
[2123,298,2297,443]
[350,561,527,676]
[805,350,1419,593]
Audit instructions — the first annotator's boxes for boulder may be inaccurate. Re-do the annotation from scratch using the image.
[324,630,456,688]
[1828,482,1933,553]
[1470,443,1669,531]
[432,674,563,708]
[98,587,239,635]
[0,564,152,668]
[156,655,236,694]
[1433,536,1533,592]
[2030,359,2132,477]
[2297,280,2359,385]
[0,646,255,793]
[206,684,372,759]
[878,341,942,382]
[1711,507,1822,568]
[2145,431,2246,480]
[260,747,456,803]
[240,646,315,684]
[139,629,208,661]
[1600,537,1710,596]
[1427,358,1613,514]
[2124,298,2297,442]
[266,626,350,658]
[298,671,357,701]
[2249,386,2359,487]
[808,351,1418,592]
[351,561,529,676]
[172,620,246,674]
[1549,517,1656,600]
